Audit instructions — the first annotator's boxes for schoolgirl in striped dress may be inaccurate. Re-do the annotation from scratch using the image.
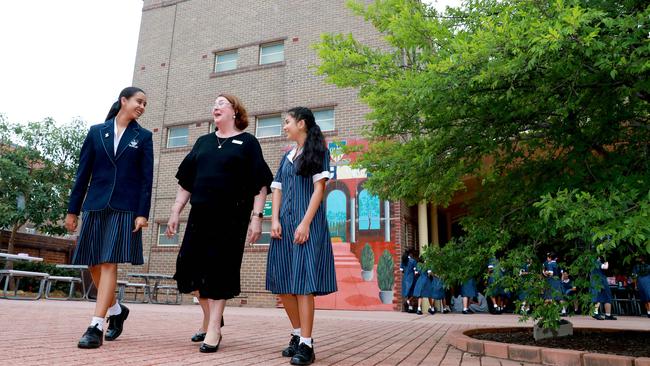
[266,107,337,366]
[65,87,153,349]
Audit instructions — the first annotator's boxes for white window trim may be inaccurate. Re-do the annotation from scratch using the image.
[259,43,284,65]
[255,115,283,138]
[252,218,271,246]
[167,126,189,148]
[314,109,335,131]
[215,51,238,72]
[158,224,180,246]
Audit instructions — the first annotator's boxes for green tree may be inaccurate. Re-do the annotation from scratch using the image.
[0,114,86,264]
[315,0,650,327]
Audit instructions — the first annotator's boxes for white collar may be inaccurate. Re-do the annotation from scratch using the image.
[287,146,303,163]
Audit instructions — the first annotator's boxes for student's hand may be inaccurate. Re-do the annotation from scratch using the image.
[133,216,148,232]
[166,212,179,237]
[271,219,282,239]
[294,221,310,244]
[64,213,78,233]
[247,217,262,244]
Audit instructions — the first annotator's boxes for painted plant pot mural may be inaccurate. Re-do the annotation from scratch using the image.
[377,249,394,304]
[360,243,374,281]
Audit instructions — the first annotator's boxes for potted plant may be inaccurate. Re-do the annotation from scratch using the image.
[377,249,394,304]
[360,243,374,281]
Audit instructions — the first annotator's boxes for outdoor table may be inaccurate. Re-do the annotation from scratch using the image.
[127,273,175,303]
[0,253,44,263]
[55,264,94,300]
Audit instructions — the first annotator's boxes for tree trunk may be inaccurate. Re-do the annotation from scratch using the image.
[5,222,21,271]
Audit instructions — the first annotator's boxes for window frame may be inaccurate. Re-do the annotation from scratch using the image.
[259,42,285,65]
[314,108,335,132]
[157,223,181,246]
[255,114,283,138]
[166,126,189,148]
[214,50,238,72]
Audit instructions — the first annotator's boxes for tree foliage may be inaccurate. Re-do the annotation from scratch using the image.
[315,0,650,327]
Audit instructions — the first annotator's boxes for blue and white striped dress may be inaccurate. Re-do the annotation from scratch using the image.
[265,148,337,296]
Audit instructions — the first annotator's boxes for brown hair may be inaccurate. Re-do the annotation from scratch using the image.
[218,93,249,130]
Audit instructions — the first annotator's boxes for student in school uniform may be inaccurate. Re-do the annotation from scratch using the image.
[486,258,507,314]
[590,256,617,320]
[543,252,564,308]
[400,249,418,313]
[413,262,447,315]
[517,258,533,314]
[266,107,337,366]
[632,256,650,318]
[167,94,273,353]
[561,270,579,315]
[460,277,478,314]
[65,87,153,349]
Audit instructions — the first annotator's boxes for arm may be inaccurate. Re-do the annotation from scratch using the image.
[165,186,191,237]
[65,129,95,232]
[247,186,268,244]
[293,179,326,244]
[270,186,282,239]
[134,133,154,232]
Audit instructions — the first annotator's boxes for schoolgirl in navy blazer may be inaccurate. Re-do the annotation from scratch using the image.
[67,119,153,218]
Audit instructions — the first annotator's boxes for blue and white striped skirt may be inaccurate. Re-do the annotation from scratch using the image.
[71,207,144,266]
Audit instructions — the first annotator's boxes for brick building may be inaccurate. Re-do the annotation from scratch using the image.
[130,0,423,310]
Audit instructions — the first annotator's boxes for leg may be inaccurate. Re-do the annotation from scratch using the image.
[279,294,301,330]
[296,295,315,339]
[198,297,210,332]
[94,264,117,317]
[204,299,225,346]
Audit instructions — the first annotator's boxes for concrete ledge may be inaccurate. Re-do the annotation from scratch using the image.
[448,327,647,366]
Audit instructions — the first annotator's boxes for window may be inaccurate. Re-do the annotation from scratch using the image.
[314,109,335,131]
[167,126,189,148]
[256,219,272,245]
[215,51,238,72]
[256,115,282,138]
[259,43,284,64]
[158,224,180,246]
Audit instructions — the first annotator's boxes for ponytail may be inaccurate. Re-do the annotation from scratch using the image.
[287,107,327,177]
[105,86,146,121]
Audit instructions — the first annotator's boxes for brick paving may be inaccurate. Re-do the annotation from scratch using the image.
[0,299,648,366]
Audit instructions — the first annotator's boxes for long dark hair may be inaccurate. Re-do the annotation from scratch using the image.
[105,86,145,121]
[288,107,327,177]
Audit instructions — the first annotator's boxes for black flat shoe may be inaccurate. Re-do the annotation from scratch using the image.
[78,324,103,349]
[105,304,129,341]
[290,342,315,365]
[604,314,617,320]
[191,332,206,342]
[592,313,605,320]
[282,334,300,357]
[199,334,222,353]
[427,308,435,315]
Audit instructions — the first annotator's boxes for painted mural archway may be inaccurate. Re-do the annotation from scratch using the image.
[326,190,347,242]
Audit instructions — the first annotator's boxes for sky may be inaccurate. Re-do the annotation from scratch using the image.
[0,0,459,127]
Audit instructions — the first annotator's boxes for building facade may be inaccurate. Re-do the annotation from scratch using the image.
[130,0,419,310]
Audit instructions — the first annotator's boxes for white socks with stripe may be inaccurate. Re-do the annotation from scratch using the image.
[299,337,313,348]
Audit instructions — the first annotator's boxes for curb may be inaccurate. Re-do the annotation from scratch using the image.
[448,328,646,366]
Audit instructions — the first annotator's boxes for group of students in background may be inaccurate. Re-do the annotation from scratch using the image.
[399,249,650,320]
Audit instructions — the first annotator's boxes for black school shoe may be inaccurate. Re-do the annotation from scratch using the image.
[105,304,130,341]
[290,342,315,365]
[282,334,300,357]
[428,308,435,315]
[604,314,617,320]
[592,313,605,320]
[78,324,103,349]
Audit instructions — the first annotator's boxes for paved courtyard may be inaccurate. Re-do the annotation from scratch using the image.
[0,299,648,366]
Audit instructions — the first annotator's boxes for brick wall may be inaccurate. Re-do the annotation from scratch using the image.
[130,0,410,308]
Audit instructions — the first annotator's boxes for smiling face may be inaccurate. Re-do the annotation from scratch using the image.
[121,91,147,120]
[212,96,235,127]
[282,114,306,143]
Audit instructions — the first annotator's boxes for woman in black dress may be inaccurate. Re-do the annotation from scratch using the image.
[166,93,272,353]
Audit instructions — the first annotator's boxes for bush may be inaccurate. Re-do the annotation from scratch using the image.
[361,243,374,271]
[377,250,394,291]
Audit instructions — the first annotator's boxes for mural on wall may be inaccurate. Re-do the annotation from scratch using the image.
[310,139,398,311]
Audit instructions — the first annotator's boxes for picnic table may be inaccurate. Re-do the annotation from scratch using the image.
[54,264,93,300]
[127,272,180,304]
[0,253,47,300]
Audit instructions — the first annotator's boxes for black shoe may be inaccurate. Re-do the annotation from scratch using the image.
[592,313,605,320]
[290,342,315,365]
[416,310,423,315]
[561,311,567,317]
[105,304,129,341]
[462,310,469,314]
[282,334,300,357]
[407,308,416,313]
[604,314,617,320]
[78,325,103,349]
[191,332,206,342]
[199,334,222,353]
[428,308,435,315]
[442,308,450,314]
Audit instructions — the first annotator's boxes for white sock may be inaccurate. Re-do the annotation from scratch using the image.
[605,313,611,316]
[561,307,567,313]
[299,337,313,348]
[90,316,104,331]
[417,307,421,311]
[463,307,468,311]
[494,304,498,308]
[292,328,301,337]
[408,305,413,310]
[107,302,122,317]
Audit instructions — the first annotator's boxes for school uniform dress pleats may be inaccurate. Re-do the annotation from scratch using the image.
[266,150,337,296]
[590,259,613,303]
[634,264,650,302]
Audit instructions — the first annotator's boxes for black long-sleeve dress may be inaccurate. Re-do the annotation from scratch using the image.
[173,132,272,300]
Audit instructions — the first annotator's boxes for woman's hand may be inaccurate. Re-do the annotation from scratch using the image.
[293,221,310,244]
[64,213,78,233]
[165,212,179,237]
[271,219,282,239]
[133,216,148,232]
[247,217,262,244]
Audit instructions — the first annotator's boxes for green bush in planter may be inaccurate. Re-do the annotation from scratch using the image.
[377,249,394,291]
[361,243,374,271]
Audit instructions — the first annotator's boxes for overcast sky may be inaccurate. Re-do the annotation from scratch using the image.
[0,0,459,126]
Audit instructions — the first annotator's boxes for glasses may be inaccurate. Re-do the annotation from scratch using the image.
[212,101,232,110]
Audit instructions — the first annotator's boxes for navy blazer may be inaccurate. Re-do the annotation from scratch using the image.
[68,119,154,218]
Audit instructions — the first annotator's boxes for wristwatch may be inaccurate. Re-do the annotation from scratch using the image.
[251,211,263,218]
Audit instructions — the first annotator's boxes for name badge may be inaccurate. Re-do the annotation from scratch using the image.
[232,139,243,145]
